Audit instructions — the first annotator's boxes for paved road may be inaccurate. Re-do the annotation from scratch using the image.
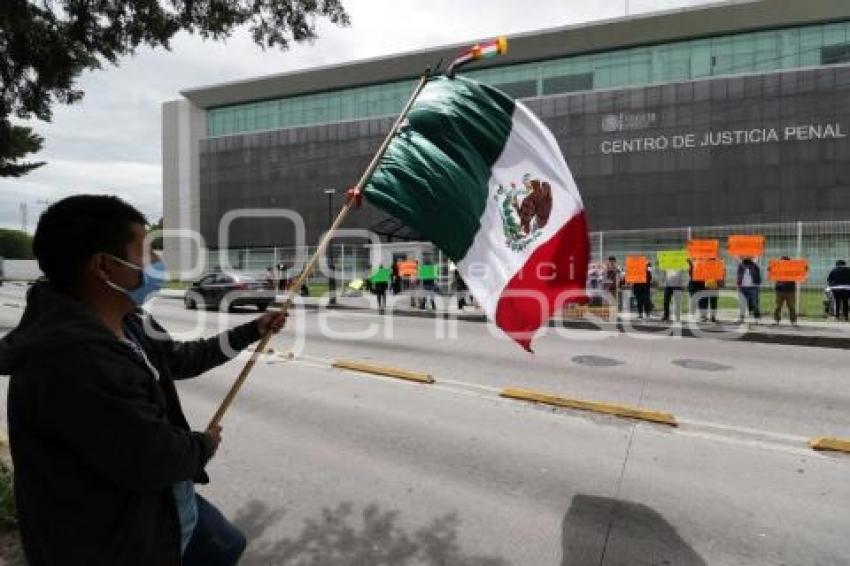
[1,286,849,565]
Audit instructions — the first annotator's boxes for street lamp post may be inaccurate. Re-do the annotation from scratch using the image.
[324,188,337,305]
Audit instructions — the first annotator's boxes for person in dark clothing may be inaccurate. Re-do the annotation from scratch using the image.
[736,257,762,321]
[827,259,850,321]
[373,264,388,311]
[633,262,653,319]
[1,195,287,566]
[774,256,798,325]
[455,270,469,310]
[687,259,707,321]
[391,262,402,295]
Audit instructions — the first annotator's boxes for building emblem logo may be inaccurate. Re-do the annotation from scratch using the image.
[601,112,658,132]
[494,174,553,252]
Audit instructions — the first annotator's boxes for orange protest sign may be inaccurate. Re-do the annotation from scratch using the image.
[768,259,808,282]
[687,239,719,260]
[396,260,418,278]
[625,256,649,284]
[693,259,725,282]
[728,235,765,258]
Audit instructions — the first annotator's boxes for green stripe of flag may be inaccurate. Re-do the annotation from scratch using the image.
[364,76,515,261]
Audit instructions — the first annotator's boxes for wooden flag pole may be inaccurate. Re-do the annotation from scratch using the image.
[206,69,433,430]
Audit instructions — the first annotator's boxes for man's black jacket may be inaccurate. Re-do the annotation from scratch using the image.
[0,281,261,565]
[828,265,850,287]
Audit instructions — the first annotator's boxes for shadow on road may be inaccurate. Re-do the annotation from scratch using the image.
[233,499,511,565]
[561,495,706,566]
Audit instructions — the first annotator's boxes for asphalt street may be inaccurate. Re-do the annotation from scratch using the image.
[1,285,849,565]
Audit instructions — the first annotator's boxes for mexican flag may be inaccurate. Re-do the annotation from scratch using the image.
[364,76,589,351]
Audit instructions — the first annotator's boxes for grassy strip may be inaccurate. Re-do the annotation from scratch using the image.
[647,288,830,320]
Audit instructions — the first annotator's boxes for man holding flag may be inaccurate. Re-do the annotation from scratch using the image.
[2,195,287,565]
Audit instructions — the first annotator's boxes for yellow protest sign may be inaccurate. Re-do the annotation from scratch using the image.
[657,250,689,271]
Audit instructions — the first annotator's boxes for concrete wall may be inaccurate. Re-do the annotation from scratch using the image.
[195,64,850,247]
[162,99,206,277]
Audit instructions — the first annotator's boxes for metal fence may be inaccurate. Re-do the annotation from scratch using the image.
[202,220,850,318]
[592,220,850,286]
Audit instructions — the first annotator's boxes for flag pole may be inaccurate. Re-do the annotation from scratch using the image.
[206,68,434,430]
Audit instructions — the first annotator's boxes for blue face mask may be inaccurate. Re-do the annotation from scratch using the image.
[106,255,168,306]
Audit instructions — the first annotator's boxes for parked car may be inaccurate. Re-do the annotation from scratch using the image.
[184,272,276,312]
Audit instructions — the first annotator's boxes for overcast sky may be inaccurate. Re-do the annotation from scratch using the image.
[1,0,723,232]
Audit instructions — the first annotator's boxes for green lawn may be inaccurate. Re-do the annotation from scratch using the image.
[646,288,828,320]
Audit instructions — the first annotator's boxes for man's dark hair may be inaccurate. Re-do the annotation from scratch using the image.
[608,256,616,262]
[838,260,847,267]
[33,195,148,293]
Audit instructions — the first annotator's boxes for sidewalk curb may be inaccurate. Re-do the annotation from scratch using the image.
[156,292,850,349]
[332,359,435,384]
[500,387,678,426]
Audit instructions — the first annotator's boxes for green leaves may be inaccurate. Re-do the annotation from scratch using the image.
[0,228,34,259]
[0,122,45,177]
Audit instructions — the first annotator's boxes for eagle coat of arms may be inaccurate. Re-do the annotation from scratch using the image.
[494,174,554,252]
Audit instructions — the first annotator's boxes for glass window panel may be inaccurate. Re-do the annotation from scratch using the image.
[627,48,651,84]
[610,64,630,86]
[823,22,847,46]
[493,80,536,98]
[690,41,712,78]
[800,26,823,66]
[592,54,612,88]
[327,92,341,122]
[822,43,850,65]
[711,36,734,75]
[542,73,593,95]
[340,92,355,120]
[354,89,369,118]
[778,28,800,69]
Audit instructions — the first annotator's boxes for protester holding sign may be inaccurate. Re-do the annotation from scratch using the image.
[737,257,762,321]
[687,259,706,321]
[704,268,723,323]
[369,265,391,311]
[661,267,685,322]
[772,256,798,325]
[418,263,438,310]
[626,256,652,319]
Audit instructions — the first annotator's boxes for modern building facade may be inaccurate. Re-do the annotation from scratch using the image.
[162,0,850,275]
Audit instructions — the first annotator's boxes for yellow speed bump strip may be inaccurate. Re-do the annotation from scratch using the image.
[332,359,435,384]
[809,437,850,454]
[500,387,677,426]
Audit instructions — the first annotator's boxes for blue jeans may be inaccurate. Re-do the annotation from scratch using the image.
[739,287,761,319]
[182,495,247,566]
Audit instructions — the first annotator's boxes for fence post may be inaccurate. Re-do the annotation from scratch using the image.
[796,221,803,316]
[341,243,346,289]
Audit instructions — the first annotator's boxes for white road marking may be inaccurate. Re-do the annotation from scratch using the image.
[257,352,847,460]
